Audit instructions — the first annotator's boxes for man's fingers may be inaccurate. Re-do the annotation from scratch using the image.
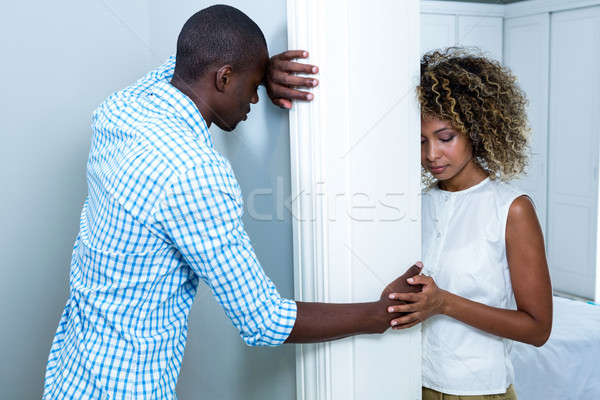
[272,98,292,109]
[271,59,319,75]
[274,50,309,61]
[269,87,314,109]
[271,87,314,102]
[270,70,319,88]
[265,50,319,107]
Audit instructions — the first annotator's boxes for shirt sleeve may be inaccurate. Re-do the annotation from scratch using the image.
[152,161,297,346]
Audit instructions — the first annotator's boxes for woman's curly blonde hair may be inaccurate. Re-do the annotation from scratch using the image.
[417,47,530,184]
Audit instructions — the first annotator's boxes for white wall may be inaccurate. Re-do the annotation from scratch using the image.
[0,1,295,399]
[288,1,422,398]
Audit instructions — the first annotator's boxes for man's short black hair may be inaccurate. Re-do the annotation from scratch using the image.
[173,5,267,83]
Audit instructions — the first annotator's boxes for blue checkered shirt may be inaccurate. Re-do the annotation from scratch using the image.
[43,56,297,400]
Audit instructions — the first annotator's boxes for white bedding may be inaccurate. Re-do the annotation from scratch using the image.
[511,296,600,400]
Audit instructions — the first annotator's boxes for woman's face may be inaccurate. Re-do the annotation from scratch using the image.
[420,117,480,190]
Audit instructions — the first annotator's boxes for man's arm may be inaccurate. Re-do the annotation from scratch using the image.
[156,163,423,346]
[285,263,423,343]
[264,50,319,109]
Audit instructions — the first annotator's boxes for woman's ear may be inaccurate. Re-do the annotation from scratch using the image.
[215,65,233,92]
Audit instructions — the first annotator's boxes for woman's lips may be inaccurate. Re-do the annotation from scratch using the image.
[428,165,447,174]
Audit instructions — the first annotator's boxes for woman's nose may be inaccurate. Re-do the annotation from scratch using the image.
[425,142,440,161]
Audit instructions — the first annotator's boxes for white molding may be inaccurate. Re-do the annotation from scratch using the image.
[421,0,600,19]
[421,0,505,17]
[505,0,600,19]
[287,1,334,398]
[597,158,600,303]
[288,0,422,398]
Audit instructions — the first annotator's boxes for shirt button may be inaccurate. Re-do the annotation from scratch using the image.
[436,233,441,239]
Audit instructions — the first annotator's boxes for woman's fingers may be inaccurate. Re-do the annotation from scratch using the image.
[390,313,422,329]
[388,292,419,303]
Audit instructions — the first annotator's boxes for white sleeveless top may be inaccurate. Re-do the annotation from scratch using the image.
[421,178,526,395]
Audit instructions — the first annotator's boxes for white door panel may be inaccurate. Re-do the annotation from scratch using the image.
[547,6,600,299]
[503,14,550,238]
[457,15,503,62]
[289,1,422,398]
[421,13,456,53]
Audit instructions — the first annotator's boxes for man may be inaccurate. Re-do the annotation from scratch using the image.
[43,5,420,399]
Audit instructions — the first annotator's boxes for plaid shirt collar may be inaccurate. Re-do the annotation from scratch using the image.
[151,79,213,149]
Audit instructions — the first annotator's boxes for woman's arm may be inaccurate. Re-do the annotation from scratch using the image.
[387,196,553,347]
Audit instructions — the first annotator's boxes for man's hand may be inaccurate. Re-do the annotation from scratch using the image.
[377,262,424,328]
[265,50,319,109]
[285,262,424,343]
[381,262,423,301]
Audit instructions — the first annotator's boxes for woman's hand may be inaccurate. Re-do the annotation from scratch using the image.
[264,50,319,109]
[387,275,448,329]
[387,197,552,345]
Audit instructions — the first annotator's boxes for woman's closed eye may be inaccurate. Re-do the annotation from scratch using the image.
[421,134,455,144]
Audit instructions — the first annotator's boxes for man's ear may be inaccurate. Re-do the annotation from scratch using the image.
[215,65,233,92]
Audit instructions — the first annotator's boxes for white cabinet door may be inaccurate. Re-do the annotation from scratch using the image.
[547,6,600,299]
[421,13,455,53]
[503,14,550,238]
[420,11,503,63]
[457,15,503,62]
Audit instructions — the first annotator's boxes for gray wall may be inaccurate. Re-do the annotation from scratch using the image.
[0,1,295,399]
[0,1,152,398]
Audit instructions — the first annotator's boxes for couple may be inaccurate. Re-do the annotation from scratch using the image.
[43,5,552,400]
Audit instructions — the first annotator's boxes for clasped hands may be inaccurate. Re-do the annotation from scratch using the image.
[385,262,448,330]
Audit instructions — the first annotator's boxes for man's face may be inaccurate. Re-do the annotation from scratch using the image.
[213,50,268,132]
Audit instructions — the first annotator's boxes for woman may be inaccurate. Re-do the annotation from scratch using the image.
[388,48,553,400]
